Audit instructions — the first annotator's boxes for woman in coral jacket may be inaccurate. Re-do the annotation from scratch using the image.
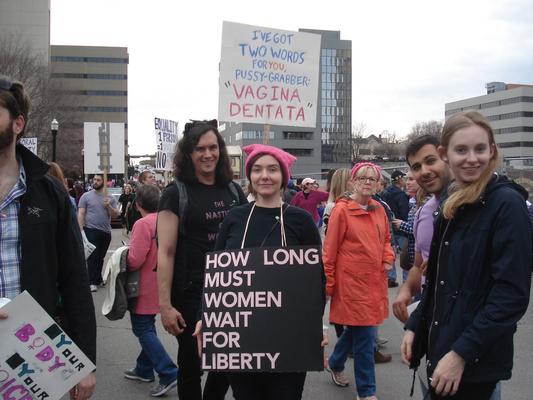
[323,162,395,400]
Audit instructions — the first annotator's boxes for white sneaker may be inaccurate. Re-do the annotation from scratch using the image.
[150,379,177,397]
[90,285,98,292]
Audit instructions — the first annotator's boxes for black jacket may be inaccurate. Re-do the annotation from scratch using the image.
[17,144,97,363]
[406,175,531,383]
[382,185,409,235]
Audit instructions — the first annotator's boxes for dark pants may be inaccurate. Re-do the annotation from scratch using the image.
[229,372,306,400]
[203,372,230,400]
[430,381,497,400]
[84,227,111,285]
[333,323,344,338]
[174,290,203,400]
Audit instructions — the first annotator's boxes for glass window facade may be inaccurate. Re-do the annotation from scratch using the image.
[283,131,314,140]
[445,96,533,116]
[499,141,533,148]
[284,148,313,156]
[51,56,128,63]
[60,90,127,96]
[236,130,275,141]
[495,126,533,134]
[52,73,127,80]
[320,47,352,163]
[487,111,533,121]
[62,106,128,112]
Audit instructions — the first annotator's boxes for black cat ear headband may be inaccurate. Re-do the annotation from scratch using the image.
[183,119,218,136]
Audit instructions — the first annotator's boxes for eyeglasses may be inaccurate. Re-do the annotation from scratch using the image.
[0,76,12,92]
[356,176,378,183]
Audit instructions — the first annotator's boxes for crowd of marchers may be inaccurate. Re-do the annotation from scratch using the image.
[1,74,531,400]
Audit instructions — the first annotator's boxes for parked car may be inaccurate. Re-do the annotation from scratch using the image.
[107,187,123,228]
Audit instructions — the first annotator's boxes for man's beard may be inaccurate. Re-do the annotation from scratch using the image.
[0,123,16,152]
[93,182,103,190]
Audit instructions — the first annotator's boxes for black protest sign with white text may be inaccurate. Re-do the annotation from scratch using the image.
[202,246,323,372]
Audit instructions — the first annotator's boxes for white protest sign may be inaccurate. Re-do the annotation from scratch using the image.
[83,122,125,174]
[0,291,95,400]
[19,137,38,155]
[218,21,321,128]
[154,118,179,171]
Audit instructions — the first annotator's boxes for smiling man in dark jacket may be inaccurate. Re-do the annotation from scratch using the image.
[0,76,96,399]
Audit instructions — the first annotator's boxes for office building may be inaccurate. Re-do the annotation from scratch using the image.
[303,29,352,172]
[51,45,129,176]
[0,0,50,65]
[445,82,533,168]
[220,29,352,178]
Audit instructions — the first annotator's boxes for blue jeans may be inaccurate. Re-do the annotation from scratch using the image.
[328,326,377,397]
[389,235,408,283]
[130,314,178,385]
[489,382,501,400]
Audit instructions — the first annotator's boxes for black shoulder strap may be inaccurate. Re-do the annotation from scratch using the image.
[228,181,240,205]
[175,179,189,236]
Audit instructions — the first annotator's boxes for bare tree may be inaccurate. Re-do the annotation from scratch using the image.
[0,34,81,175]
[375,130,403,159]
[407,120,443,142]
[351,122,371,162]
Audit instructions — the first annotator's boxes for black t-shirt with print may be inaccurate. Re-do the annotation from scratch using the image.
[159,181,247,299]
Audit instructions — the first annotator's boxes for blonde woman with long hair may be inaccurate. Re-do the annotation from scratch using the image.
[401,111,531,400]
[323,168,353,232]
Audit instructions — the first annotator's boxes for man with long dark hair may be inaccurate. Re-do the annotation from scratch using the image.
[0,75,96,398]
[156,120,247,399]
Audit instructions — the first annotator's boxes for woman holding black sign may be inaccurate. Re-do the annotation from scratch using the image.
[195,144,325,400]
[323,162,395,400]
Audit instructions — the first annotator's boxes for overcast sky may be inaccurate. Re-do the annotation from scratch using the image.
[50,0,533,154]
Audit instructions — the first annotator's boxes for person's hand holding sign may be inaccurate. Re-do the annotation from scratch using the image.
[193,320,203,358]
[69,372,96,400]
[321,333,329,369]
[0,297,9,318]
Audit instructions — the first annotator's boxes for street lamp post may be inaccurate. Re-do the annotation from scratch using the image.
[51,118,59,162]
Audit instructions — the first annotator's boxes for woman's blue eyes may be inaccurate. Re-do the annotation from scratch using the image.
[455,146,487,155]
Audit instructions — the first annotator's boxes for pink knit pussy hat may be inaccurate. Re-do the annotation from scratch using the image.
[351,162,382,180]
[243,144,297,187]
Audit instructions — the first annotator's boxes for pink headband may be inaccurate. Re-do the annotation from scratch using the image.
[351,162,382,180]
[243,144,297,186]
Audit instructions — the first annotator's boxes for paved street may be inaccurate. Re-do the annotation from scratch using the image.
[87,228,533,400]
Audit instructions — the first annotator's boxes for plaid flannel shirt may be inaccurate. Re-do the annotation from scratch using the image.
[397,200,417,266]
[0,162,27,299]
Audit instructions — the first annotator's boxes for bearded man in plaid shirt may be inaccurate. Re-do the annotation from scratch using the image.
[0,75,96,399]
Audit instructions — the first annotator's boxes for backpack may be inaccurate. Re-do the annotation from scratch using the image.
[174,179,241,236]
